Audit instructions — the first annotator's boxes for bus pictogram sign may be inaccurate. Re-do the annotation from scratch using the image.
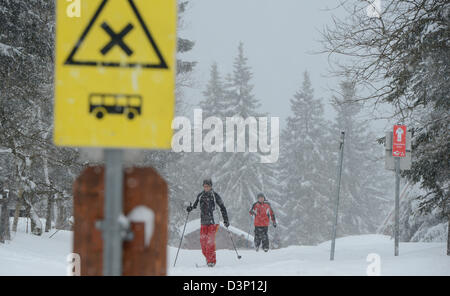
[54,0,176,149]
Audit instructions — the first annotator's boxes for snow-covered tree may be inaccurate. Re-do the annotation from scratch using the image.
[322,0,449,254]
[191,43,281,234]
[278,71,334,245]
[200,62,227,118]
[143,1,198,246]
[331,79,390,237]
[0,0,81,237]
[378,182,449,243]
[226,43,261,118]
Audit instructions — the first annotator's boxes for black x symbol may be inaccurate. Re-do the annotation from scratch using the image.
[100,22,134,56]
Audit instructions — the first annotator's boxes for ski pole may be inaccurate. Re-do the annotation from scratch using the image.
[173,203,191,267]
[246,215,253,249]
[211,190,241,259]
[49,220,70,239]
[49,229,60,239]
[225,224,242,259]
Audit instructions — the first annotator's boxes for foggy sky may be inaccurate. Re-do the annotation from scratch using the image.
[181,0,392,133]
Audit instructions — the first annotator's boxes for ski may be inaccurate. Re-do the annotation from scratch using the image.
[195,263,216,268]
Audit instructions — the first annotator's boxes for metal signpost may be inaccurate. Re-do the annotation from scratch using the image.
[394,156,400,256]
[382,125,413,257]
[103,149,124,276]
[385,126,412,256]
[392,125,406,256]
[330,131,345,261]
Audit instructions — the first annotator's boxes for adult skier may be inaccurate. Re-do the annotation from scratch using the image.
[186,179,229,267]
[249,193,277,252]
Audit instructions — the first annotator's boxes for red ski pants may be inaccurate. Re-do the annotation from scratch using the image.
[200,224,219,264]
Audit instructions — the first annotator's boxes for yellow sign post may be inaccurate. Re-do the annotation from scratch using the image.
[54,0,176,149]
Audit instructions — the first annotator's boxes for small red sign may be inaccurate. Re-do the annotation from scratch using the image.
[392,125,407,157]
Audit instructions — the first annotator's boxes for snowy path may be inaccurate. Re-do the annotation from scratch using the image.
[169,234,450,276]
[0,221,448,276]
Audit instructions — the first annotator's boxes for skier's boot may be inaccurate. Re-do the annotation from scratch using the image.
[263,248,269,252]
[255,245,260,252]
[207,262,215,268]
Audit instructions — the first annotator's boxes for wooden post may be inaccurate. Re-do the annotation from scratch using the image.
[73,166,168,276]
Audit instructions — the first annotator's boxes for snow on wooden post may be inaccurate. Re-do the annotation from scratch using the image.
[73,166,168,275]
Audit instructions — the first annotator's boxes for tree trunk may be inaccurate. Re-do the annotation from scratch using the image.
[55,196,65,230]
[0,196,11,242]
[26,204,36,233]
[447,215,450,256]
[12,189,23,232]
[45,194,54,232]
[31,217,36,234]
[25,203,33,233]
[0,201,4,243]
[25,201,43,236]
[5,210,10,240]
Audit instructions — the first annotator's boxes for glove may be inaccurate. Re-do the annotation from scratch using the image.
[186,205,193,213]
[224,220,230,228]
[273,222,277,228]
[249,211,255,216]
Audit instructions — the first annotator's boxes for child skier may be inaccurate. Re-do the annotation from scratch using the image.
[186,179,229,267]
[249,193,277,252]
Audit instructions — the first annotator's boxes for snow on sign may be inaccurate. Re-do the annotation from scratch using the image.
[392,125,407,157]
[54,0,176,148]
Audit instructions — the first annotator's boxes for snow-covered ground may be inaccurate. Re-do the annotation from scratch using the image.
[1,218,449,276]
[170,235,450,276]
[0,218,72,276]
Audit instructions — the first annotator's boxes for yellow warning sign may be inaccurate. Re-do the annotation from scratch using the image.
[54,0,176,149]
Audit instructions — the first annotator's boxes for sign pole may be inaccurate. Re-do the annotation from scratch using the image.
[103,149,124,276]
[394,156,400,256]
[330,131,345,261]
[392,124,406,256]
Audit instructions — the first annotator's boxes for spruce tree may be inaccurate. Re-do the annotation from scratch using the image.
[202,43,280,233]
[200,63,227,118]
[144,1,197,245]
[331,79,390,237]
[278,71,334,245]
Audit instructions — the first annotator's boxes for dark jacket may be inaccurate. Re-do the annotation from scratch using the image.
[193,190,229,225]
